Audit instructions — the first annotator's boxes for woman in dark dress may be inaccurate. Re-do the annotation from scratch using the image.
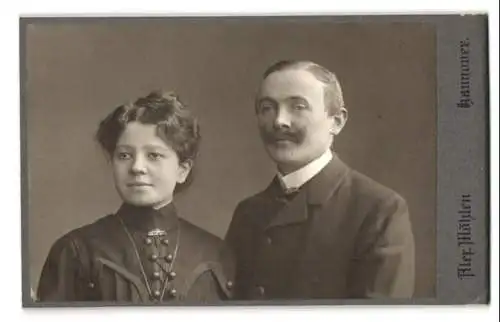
[36,91,235,304]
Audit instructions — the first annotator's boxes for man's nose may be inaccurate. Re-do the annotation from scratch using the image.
[130,155,147,174]
[273,107,292,128]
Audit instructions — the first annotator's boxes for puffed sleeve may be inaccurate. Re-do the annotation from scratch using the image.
[183,243,236,304]
[183,271,227,303]
[37,234,91,302]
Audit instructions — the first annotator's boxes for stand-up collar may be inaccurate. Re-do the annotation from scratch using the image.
[277,148,333,192]
[116,202,179,234]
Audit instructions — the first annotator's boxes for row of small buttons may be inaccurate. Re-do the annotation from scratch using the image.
[149,253,174,262]
[151,288,177,300]
[255,234,273,298]
[145,237,169,246]
[151,271,177,280]
[149,269,176,300]
[143,233,177,301]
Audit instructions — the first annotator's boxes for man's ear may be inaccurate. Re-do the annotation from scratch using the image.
[176,160,193,184]
[330,108,348,135]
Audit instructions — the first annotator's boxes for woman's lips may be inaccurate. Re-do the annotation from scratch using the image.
[127,182,152,187]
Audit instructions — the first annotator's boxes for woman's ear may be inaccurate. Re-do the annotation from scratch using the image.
[176,160,193,184]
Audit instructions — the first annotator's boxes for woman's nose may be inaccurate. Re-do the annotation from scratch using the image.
[130,156,147,174]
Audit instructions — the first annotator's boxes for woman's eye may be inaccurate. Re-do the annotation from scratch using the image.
[116,152,132,160]
[148,152,164,161]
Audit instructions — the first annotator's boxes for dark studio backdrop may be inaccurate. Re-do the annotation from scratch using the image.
[23,18,436,297]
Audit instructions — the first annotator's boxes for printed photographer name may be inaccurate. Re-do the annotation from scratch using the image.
[457,194,476,280]
[457,38,474,109]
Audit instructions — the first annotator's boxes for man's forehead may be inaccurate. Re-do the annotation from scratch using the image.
[257,69,324,99]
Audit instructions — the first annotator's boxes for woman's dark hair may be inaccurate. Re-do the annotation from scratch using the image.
[95,90,201,193]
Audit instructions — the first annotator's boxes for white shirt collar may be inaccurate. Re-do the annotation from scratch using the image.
[277,148,333,191]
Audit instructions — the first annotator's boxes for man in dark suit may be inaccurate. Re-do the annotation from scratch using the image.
[225,60,415,300]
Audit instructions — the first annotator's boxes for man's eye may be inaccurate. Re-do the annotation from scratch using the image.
[292,103,308,110]
[258,102,274,113]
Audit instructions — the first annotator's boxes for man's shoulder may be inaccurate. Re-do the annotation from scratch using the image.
[344,167,408,211]
[233,186,272,213]
[351,169,404,197]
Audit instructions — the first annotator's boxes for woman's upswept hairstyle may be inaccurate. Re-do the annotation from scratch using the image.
[95,90,201,193]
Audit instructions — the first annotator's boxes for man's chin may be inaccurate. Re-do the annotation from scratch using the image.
[266,146,301,165]
[270,139,296,147]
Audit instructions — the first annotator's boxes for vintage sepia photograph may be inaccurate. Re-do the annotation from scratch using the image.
[20,15,488,306]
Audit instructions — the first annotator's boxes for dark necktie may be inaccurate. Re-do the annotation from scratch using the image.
[278,186,301,201]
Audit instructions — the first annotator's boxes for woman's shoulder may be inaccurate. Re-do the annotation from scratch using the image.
[47,213,119,253]
[177,218,234,260]
[179,219,231,261]
[178,218,223,245]
[177,218,234,263]
[177,218,236,299]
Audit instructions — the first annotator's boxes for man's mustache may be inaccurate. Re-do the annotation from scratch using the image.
[262,129,301,144]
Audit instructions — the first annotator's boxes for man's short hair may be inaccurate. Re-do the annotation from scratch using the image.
[262,60,345,115]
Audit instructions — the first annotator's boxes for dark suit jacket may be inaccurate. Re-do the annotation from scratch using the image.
[37,203,235,304]
[225,155,415,300]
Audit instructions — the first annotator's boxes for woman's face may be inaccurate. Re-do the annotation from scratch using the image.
[111,121,191,209]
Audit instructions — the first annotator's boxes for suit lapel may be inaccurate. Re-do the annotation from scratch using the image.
[307,154,350,206]
[266,188,309,229]
[265,154,350,230]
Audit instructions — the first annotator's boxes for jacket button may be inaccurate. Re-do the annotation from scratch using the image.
[257,286,265,296]
[168,271,176,280]
[161,239,169,245]
[145,237,153,245]
[153,290,161,298]
[169,288,177,297]
[226,281,233,290]
[266,237,272,245]
[150,254,158,261]
[165,254,173,263]
[152,271,161,280]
